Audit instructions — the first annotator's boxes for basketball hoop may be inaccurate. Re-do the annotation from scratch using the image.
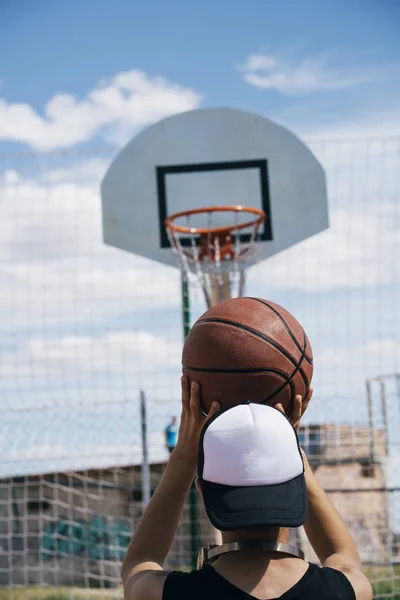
[165,206,265,308]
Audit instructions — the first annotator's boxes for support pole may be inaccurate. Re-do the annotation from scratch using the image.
[181,273,201,569]
[366,379,375,464]
[140,390,151,507]
[378,379,394,567]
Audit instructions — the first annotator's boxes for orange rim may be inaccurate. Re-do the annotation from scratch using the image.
[165,205,265,236]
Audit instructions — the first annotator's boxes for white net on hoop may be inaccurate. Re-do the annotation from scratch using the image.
[166,207,264,308]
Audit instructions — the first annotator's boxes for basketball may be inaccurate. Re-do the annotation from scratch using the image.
[182,297,313,414]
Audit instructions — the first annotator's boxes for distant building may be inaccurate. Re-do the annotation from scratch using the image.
[0,463,175,587]
[0,423,393,587]
[295,423,390,563]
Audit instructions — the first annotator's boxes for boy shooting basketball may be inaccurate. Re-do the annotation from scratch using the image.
[121,378,372,600]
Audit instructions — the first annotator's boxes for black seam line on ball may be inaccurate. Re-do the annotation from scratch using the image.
[182,365,289,376]
[248,298,313,366]
[194,317,309,393]
[261,379,296,414]
[285,380,296,415]
[196,317,301,369]
[261,328,308,404]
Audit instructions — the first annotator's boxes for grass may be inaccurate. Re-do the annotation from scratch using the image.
[0,589,122,600]
[365,564,400,599]
[0,565,399,599]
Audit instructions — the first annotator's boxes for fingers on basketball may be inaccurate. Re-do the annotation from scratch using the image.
[207,400,220,419]
[291,395,303,422]
[181,375,190,409]
[189,381,202,416]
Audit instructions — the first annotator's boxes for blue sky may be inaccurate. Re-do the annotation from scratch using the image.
[1,0,400,154]
[0,0,399,489]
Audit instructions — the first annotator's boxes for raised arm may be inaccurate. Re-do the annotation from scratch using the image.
[302,450,361,568]
[121,378,219,600]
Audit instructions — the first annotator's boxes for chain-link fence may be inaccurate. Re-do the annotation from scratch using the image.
[0,138,399,598]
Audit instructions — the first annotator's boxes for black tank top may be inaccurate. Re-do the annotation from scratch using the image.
[163,562,356,600]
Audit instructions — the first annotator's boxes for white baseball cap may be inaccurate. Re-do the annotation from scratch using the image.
[197,403,307,531]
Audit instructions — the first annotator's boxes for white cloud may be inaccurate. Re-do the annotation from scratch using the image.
[304,108,400,139]
[0,162,182,331]
[0,69,202,151]
[320,338,400,369]
[1,410,170,477]
[238,52,376,94]
[1,330,182,378]
[316,339,400,409]
[40,157,111,185]
[245,130,400,293]
[1,138,398,341]
[249,201,400,292]
[243,55,277,71]
[0,159,185,423]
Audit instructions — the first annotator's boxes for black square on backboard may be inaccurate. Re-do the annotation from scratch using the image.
[156,159,272,249]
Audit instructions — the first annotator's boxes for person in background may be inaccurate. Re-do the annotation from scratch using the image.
[164,416,178,454]
[122,378,373,600]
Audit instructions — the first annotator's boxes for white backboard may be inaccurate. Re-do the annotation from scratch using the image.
[101,107,328,267]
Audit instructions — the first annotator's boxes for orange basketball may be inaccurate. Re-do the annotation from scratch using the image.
[182,297,313,414]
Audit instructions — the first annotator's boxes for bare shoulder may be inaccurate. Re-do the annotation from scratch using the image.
[340,567,373,600]
[124,570,168,600]
[326,564,373,600]
[323,553,373,600]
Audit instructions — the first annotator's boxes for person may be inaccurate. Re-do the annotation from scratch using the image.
[121,377,373,600]
[164,416,178,454]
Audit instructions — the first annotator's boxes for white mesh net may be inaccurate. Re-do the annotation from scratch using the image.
[166,207,264,307]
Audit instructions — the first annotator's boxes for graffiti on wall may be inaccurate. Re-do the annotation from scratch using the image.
[41,515,131,562]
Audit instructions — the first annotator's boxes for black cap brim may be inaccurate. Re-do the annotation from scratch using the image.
[201,473,307,531]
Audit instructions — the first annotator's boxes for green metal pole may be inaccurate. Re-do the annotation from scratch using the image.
[181,273,201,569]
[182,274,191,339]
